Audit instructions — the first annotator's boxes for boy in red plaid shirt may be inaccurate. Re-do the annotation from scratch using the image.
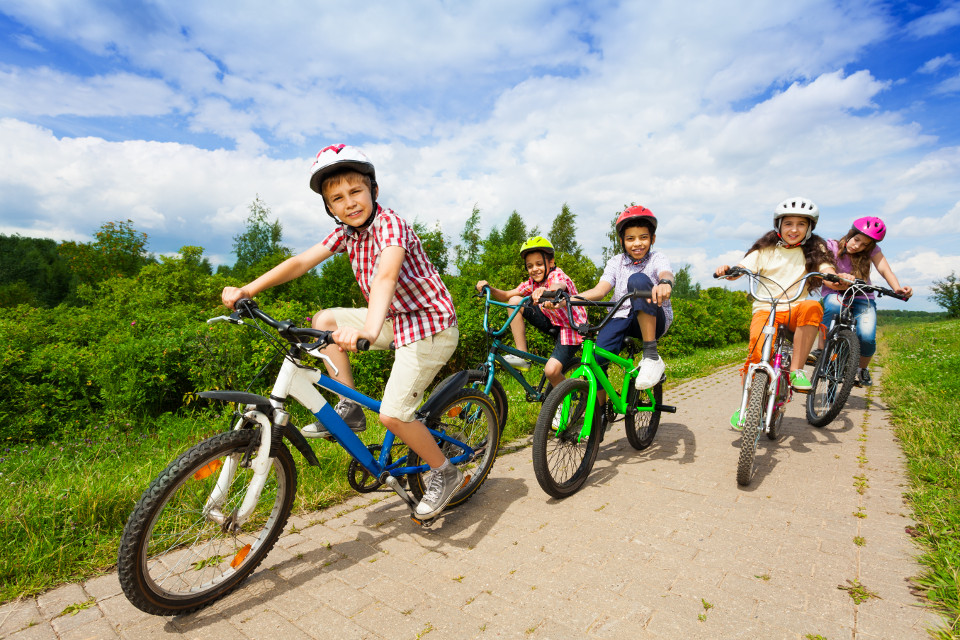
[221,144,462,519]
[475,236,585,387]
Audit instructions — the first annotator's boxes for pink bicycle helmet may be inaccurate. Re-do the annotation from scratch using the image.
[852,216,886,242]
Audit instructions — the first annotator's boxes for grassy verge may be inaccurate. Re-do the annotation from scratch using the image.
[878,319,960,638]
[0,340,745,603]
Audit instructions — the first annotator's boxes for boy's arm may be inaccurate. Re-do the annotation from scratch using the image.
[652,269,674,306]
[475,280,521,302]
[222,243,333,309]
[872,251,912,298]
[334,245,404,351]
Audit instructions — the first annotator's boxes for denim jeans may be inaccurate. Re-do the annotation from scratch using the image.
[821,294,877,358]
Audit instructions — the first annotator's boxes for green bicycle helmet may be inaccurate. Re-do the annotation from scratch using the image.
[519,236,555,261]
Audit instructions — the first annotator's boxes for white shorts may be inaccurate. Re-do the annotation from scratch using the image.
[329,308,459,422]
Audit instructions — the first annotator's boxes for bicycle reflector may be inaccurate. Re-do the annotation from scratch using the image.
[192,459,222,481]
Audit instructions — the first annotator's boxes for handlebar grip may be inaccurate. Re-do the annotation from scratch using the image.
[356,338,371,351]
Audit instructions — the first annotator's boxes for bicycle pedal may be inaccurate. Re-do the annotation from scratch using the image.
[793,387,811,395]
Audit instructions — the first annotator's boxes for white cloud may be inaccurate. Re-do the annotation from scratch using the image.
[0,66,188,117]
[905,2,960,38]
[918,54,959,74]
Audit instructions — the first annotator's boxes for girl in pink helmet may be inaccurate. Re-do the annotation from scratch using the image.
[815,216,913,386]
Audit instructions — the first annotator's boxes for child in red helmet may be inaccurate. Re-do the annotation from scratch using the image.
[814,216,913,386]
[476,236,586,388]
[221,144,463,520]
[577,206,674,391]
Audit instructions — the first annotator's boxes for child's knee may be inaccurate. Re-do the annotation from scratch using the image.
[313,308,337,330]
[544,358,562,377]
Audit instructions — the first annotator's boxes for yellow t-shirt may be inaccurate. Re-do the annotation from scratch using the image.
[739,245,831,314]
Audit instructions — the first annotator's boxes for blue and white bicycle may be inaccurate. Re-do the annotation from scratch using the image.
[117,299,499,616]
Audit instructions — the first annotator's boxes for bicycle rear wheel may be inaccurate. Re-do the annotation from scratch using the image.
[624,382,663,450]
[531,378,601,498]
[436,369,509,434]
[118,429,296,616]
[806,328,860,427]
[737,372,768,486]
[408,388,500,509]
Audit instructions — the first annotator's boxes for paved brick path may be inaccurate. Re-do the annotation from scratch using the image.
[0,366,945,639]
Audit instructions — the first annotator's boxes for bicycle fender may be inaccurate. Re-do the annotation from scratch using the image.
[197,390,273,414]
[282,423,322,467]
[417,370,470,421]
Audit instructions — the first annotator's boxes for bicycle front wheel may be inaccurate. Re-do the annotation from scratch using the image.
[806,328,860,427]
[408,388,500,509]
[624,382,663,450]
[532,378,601,498]
[737,371,768,486]
[118,429,296,616]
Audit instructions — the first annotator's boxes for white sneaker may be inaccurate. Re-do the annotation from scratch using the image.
[634,357,665,390]
[502,354,531,371]
[415,462,465,519]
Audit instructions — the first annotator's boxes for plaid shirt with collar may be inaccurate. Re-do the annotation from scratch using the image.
[320,206,457,347]
[516,267,586,346]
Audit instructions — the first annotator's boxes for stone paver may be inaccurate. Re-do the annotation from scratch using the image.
[1,365,947,639]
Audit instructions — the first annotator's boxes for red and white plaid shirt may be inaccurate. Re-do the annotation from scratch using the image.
[321,206,457,347]
[516,267,586,346]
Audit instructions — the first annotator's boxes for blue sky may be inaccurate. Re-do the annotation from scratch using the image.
[1,0,959,311]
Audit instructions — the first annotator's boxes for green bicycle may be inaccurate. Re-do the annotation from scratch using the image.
[531,290,677,498]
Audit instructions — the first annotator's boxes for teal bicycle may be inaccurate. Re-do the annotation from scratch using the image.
[531,290,677,498]
[437,285,579,433]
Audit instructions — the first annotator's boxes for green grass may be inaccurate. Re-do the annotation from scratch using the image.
[879,319,960,638]
[0,340,746,603]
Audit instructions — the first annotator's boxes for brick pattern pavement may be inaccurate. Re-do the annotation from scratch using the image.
[0,366,946,639]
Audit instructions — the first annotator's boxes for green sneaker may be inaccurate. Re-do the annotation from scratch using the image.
[790,370,812,391]
[730,409,743,431]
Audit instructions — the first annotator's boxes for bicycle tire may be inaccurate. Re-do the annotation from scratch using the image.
[737,371,768,486]
[531,378,601,498]
[436,369,509,434]
[624,382,663,450]
[118,429,296,616]
[806,328,860,427]
[407,388,500,509]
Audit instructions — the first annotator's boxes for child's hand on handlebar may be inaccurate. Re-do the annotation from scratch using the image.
[475,280,490,293]
[221,286,252,310]
[650,281,672,306]
[332,326,373,353]
[896,285,913,299]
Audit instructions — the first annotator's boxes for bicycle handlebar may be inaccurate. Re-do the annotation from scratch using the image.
[547,288,654,336]
[835,279,909,302]
[228,299,371,351]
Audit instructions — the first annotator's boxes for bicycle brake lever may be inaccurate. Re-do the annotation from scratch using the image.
[303,347,340,376]
[207,315,243,325]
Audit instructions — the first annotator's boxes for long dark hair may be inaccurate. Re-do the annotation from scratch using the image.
[745,231,836,289]
[836,228,876,280]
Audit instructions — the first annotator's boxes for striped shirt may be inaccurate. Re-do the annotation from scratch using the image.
[516,267,586,346]
[600,251,674,330]
[321,206,457,347]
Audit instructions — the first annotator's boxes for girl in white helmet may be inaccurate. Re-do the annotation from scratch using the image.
[715,198,841,422]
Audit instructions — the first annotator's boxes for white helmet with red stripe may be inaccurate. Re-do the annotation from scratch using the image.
[309,144,378,221]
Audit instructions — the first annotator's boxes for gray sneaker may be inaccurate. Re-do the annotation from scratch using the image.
[302,398,366,439]
[415,462,465,519]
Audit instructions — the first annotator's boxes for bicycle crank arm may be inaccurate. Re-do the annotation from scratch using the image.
[384,475,419,510]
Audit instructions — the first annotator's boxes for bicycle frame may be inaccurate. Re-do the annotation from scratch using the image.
[206,334,478,528]
[478,291,551,401]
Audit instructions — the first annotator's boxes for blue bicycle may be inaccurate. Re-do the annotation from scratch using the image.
[117,299,499,616]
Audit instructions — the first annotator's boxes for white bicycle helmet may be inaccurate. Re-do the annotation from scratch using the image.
[773,197,819,244]
[308,144,378,221]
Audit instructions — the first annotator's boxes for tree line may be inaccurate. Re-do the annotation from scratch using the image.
[0,197,801,442]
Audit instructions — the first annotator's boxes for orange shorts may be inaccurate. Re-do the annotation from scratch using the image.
[742,300,823,374]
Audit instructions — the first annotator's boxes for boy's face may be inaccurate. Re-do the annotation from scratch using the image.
[323,174,376,227]
[779,215,810,245]
[524,252,553,283]
[623,224,655,262]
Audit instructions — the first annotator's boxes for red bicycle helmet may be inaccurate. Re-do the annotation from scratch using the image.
[615,205,657,236]
[852,216,886,242]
